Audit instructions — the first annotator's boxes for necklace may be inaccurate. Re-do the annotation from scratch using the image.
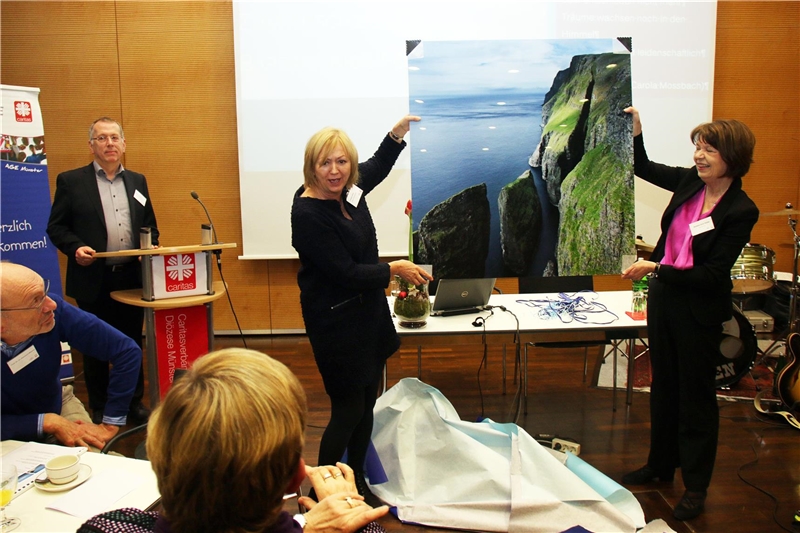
[705,185,728,206]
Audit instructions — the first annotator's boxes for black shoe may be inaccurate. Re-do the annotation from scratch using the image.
[127,402,151,425]
[91,410,104,424]
[673,490,706,521]
[621,464,674,484]
[354,471,383,508]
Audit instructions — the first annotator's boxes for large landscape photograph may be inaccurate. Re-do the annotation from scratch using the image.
[407,39,635,280]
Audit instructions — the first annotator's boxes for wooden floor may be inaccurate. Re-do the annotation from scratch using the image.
[73,336,800,533]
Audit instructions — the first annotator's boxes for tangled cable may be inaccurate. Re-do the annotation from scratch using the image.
[515,290,619,325]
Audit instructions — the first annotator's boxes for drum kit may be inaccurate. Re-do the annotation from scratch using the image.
[717,204,800,388]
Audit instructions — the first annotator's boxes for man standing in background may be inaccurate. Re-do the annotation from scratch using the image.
[47,117,158,425]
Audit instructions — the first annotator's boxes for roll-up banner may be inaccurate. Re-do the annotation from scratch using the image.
[1,85,72,380]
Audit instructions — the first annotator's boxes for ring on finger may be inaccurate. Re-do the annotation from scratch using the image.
[333,471,343,478]
[322,472,333,480]
[345,496,356,508]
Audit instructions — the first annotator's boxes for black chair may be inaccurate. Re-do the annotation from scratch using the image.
[100,369,189,458]
[101,423,148,458]
[518,276,603,382]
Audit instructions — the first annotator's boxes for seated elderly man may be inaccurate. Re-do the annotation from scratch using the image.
[0,262,140,449]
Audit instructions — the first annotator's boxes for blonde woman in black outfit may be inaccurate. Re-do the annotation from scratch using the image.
[291,116,432,506]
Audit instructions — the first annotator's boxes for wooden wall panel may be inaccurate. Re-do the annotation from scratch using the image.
[2,33,122,170]
[268,259,305,332]
[1,1,124,314]
[3,0,798,333]
[0,2,117,35]
[1,2,121,173]
[113,1,261,330]
[715,1,800,273]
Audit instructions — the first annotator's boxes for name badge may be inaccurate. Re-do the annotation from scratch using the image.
[346,185,363,207]
[134,189,147,207]
[689,217,715,236]
[7,345,39,374]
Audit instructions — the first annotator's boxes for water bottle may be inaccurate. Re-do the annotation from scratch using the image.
[139,227,152,249]
[201,223,213,245]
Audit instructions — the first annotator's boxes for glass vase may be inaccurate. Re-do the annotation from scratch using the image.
[630,276,649,320]
[393,276,430,329]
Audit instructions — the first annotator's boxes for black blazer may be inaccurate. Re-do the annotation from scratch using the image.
[634,135,759,326]
[47,163,159,302]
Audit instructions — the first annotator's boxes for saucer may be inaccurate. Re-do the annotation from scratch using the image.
[35,464,92,492]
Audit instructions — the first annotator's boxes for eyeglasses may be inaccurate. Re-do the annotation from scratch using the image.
[91,135,122,144]
[2,279,51,312]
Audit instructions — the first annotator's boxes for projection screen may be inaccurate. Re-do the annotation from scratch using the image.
[232,1,718,259]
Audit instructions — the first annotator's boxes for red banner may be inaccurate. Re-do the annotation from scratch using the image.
[153,305,209,398]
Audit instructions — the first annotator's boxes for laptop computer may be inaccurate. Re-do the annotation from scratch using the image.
[430,278,496,316]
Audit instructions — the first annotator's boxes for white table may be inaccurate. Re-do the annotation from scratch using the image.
[1,441,160,532]
[390,291,647,413]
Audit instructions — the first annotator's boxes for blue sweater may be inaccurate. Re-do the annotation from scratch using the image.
[1,294,140,441]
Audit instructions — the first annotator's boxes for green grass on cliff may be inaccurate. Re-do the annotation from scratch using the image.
[558,144,634,274]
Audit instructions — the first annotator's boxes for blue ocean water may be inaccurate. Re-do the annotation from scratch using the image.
[409,92,558,277]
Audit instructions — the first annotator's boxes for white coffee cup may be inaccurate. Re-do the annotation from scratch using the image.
[45,455,80,485]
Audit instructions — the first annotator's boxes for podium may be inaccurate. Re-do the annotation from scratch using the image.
[96,243,236,407]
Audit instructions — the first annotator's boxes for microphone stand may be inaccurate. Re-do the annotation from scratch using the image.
[191,192,222,269]
[190,191,247,349]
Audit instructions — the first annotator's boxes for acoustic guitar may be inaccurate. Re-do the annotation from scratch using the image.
[777,332,800,414]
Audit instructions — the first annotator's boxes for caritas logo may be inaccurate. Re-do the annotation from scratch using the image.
[164,253,197,292]
[14,101,33,122]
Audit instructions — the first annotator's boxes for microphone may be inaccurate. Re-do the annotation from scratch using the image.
[190,191,219,244]
[190,191,246,349]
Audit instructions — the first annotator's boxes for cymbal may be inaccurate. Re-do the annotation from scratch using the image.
[635,238,654,252]
[763,209,800,216]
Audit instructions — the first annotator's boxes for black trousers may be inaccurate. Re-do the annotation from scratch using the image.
[318,380,380,472]
[646,279,722,491]
[76,262,146,413]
